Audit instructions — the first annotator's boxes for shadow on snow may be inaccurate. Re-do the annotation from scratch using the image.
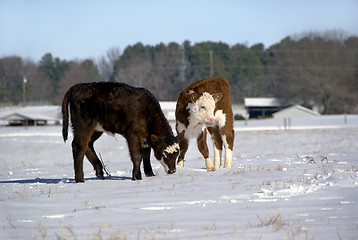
[0,175,132,184]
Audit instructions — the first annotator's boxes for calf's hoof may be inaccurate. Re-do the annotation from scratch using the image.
[132,172,142,181]
[75,178,85,183]
[224,162,232,168]
[96,173,105,180]
[144,168,155,177]
[177,160,184,167]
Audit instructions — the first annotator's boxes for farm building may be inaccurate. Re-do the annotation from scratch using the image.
[244,98,288,119]
[0,106,61,126]
[273,105,320,118]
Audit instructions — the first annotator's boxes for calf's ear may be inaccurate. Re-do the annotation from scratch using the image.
[187,91,200,102]
[213,93,223,103]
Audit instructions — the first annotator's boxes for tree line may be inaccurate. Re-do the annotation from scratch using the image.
[1,31,357,114]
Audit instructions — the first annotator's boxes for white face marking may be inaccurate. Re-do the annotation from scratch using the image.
[180,92,224,140]
[187,92,216,126]
[164,143,180,155]
[159,159,169,173]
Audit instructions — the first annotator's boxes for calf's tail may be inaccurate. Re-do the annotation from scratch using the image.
[62,89,71,142]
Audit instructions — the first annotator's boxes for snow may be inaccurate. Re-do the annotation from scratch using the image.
[1,115,358,239]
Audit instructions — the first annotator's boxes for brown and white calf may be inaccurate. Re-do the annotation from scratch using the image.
[175,77,234,171]
[62,82,182,182]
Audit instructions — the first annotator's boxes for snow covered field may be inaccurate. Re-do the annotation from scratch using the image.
[1,115,358,239]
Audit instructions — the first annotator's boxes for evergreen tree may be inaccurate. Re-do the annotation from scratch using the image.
[39,53,69,96]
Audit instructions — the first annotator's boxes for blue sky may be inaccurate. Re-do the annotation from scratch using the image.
[1,0,357,61]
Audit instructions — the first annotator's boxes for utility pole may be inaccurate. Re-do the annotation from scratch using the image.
[209,50,213,78]
[23,76,27,107]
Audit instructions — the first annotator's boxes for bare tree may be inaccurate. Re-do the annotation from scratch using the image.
[112,43,185,100]
[54,59,103,104]
[267,34,358,113]
[22,58,53,104]
[0,56,23,103]
[97,47,121,82]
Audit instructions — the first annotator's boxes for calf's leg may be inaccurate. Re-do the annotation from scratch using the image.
[177,134,188,167]
[197,130,215,171]
[71,119,97,182]
[72,135,89,183]
[220,127,234,168]
[208,127,223,169]
[85,131,105,179]
[222,133,234,168]
[126,134,143,180]
[142,146,155,177]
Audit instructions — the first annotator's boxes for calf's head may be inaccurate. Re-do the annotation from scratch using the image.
[187,92,223,126]
[150,135,180,174]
